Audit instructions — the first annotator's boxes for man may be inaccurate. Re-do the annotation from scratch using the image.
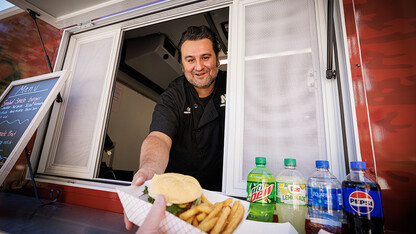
[132,25,226,191]
[125,25,226,230]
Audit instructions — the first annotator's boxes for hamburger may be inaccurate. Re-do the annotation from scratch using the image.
[144,173,202,216]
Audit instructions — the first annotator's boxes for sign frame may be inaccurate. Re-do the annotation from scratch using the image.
[0,70,69,185]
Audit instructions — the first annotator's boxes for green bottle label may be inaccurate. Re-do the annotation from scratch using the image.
[247,182,275,204]
[276,182,307,206]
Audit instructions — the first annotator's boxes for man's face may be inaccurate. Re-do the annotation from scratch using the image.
[180,38,219,92]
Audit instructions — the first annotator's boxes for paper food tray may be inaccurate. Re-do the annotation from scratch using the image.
[117,181,297,234]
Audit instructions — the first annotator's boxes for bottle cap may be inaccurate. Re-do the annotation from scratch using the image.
[350,161,366,170]
[284,158,296,166]
[316,160,329,168]
[255,157,266,165]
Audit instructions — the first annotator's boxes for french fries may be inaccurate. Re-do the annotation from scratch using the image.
[178,194,245,234]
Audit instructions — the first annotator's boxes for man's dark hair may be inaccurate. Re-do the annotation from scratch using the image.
[178,25,221,60]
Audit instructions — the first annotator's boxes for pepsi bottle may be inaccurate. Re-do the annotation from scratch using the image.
[342,161,384,233]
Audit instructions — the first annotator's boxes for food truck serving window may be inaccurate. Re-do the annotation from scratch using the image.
[28,0,355,196]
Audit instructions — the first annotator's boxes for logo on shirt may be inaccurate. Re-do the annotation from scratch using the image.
[184,107,191,114]
[220,94,226,107]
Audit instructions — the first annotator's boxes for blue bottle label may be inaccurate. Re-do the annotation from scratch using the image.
[307,187,343,211]
[342,187,384,217]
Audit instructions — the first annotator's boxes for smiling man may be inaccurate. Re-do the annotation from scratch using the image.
[130,25,227,193]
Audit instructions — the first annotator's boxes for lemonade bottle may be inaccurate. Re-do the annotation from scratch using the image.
[276,158,307,234]
[247,157,275,222]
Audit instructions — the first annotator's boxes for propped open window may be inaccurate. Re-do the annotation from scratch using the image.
[36,28,122,179]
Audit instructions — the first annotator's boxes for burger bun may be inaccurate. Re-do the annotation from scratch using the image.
[148,173,202,206]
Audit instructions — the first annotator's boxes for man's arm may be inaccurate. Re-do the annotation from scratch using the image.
[132,131,172,186]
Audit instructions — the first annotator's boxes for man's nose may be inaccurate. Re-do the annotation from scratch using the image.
[195,59,203,70]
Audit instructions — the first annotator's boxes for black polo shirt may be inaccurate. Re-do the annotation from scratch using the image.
[149,70,226,191]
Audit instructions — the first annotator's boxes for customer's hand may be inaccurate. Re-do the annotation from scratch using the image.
[124,168,158,230]
[136,194,166,234]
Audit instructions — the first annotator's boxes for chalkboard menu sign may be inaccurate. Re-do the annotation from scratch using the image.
[0,70,69,185]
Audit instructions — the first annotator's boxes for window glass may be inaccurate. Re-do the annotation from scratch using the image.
[242,0,326,179]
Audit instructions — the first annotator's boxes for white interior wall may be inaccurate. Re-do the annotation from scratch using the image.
[105,81,156,173]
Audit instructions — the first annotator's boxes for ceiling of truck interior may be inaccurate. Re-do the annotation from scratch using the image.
[121,7,229,92]
[124,7,229,55]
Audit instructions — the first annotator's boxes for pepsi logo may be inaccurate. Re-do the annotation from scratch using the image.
[349,191,374,214]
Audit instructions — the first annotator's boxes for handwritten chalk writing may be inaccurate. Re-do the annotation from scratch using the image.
[14,85,40,96]
[9,84,49,98]
[15,97,26,104]
[28,96,41,102]
[2,115,8,119]
[12,105,23,109]
[1,99,14,108]
[7,131,16,137]
[0,130,6,136]
[0,111,7,114]
[0,119,30,125]
[9,109,23,113]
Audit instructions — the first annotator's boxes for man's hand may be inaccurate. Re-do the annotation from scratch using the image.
[132,167,157,186]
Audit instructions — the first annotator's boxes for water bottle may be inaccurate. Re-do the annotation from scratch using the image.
[246,157,275,222]
[276,158,307,234]
[342,161,384,233]
[305,160,344,234]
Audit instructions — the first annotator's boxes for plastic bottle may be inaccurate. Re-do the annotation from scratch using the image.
[342,161,384,233]
[305,160,344,234]
[246,157,275,222]
[276,158,307,234]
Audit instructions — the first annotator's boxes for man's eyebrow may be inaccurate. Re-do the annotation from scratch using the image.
[184,55,195,60]
[184,53,212,60]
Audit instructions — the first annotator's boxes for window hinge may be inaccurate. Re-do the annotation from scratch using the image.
[77,20,94,29]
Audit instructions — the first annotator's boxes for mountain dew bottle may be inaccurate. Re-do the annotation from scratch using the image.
[247,157,275,222]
